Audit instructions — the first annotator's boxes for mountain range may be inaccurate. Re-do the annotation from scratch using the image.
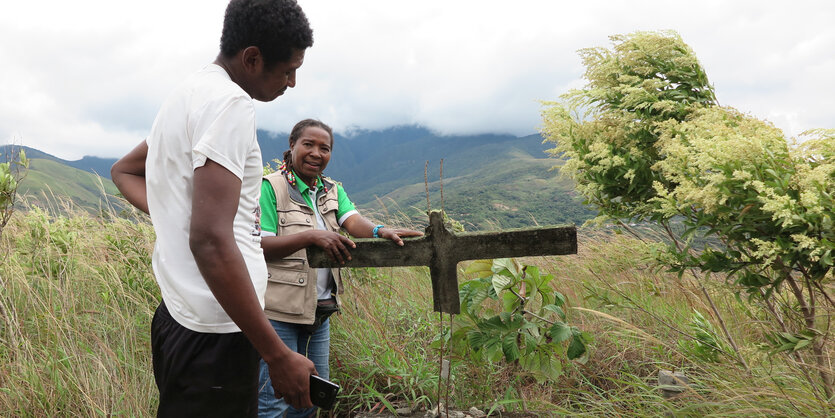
[1,126,595,229]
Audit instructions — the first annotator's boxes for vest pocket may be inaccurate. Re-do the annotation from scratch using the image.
[265,258,308,315]
[321,197,338,214]
[278,208,313,230]
[319,198,340,231]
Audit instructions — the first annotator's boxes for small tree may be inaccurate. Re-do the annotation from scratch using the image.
[542,31,834,403]
[443,258,591,383]
[0,147,28,236]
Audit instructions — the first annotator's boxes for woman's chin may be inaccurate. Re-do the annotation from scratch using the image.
[298,171,321,185]
[303,165,323,177]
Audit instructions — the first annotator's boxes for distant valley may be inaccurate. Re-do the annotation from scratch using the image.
[2,126,595,229]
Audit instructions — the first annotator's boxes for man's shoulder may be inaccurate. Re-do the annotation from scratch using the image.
[183,64,251,103]
[157,65,251,119]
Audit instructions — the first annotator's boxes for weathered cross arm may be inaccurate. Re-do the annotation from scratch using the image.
[308,238,435,267]
[452,228,576,259]
[307,211,577,314]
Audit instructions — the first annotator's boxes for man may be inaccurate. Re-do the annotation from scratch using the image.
[111,0,317,415]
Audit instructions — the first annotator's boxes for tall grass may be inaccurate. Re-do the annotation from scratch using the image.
[331,230,829,416]
[1,202,831,416]
[1,203,158,416]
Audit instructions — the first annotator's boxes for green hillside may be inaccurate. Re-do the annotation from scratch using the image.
[261,127,597,230]
[364,149,594,230]
[1,145,114,179]
[18,158,120,210]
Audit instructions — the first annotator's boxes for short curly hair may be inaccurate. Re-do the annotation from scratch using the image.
[219,0,314,69]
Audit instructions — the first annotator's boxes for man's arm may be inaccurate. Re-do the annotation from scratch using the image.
[111,140,149,214]
[190,159,315,408]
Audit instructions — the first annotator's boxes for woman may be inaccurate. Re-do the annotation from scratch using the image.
[257,119,423,417]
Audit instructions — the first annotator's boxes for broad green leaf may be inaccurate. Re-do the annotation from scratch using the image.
[522,278,537,294]
[539,273,555,288]
[465,259,494,278]
[553,291,566,307]
[525,266,540,282]
[467,330,488,350]
[502,289,521,312]
[485,340,503,362]
[523,333,540,354]
[492,258,521,277]
[567,335,587,360]
[472,285,489,306]
[520,320,540,332]
[480,315,508,332]
[520,345,563,382]
[493,267,516,280]
[543,304,566,321]
[492,273,513,294]
[549,322,572,342]
[502,334,521,362]
[538,289,554,307]
[508,313,525,329]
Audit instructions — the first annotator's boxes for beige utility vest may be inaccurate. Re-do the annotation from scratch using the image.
[263,172,343,325]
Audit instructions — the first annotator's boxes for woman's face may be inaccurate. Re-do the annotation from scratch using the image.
[290,126,332,187]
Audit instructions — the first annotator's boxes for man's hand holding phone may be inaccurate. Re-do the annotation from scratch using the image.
[268,351,317,409]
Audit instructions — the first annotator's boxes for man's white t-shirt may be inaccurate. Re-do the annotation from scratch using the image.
[145,64,268,333]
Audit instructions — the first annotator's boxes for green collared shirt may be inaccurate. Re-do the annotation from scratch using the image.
[259,171,357,234]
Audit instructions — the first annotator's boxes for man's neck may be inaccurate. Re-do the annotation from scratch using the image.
[214,54,246,92]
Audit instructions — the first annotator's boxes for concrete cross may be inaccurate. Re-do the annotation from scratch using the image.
[306,211,577,314]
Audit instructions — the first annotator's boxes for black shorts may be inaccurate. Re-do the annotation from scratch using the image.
[151,301,260,417]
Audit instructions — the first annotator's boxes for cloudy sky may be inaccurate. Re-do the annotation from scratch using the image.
[1,0,833,160]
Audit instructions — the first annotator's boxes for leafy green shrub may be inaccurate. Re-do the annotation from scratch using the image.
[446,258,592,383]
[542,30,835,402]
[0,148,28,236]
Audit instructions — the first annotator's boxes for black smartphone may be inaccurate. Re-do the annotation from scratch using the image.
[310,374,339,410]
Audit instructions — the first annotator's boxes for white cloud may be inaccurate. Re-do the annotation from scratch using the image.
[1,0,833,159]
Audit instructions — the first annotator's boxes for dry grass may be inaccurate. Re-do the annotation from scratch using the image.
[1,205,158,416]
[1,205,831,416]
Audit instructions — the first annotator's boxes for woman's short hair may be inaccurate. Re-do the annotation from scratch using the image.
[289,119,333,146]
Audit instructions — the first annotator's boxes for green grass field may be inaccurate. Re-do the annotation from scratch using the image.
[16,158,121,213]
[0,202,831,416]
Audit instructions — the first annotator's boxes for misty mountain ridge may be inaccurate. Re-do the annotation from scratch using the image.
[2,125,595,229]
